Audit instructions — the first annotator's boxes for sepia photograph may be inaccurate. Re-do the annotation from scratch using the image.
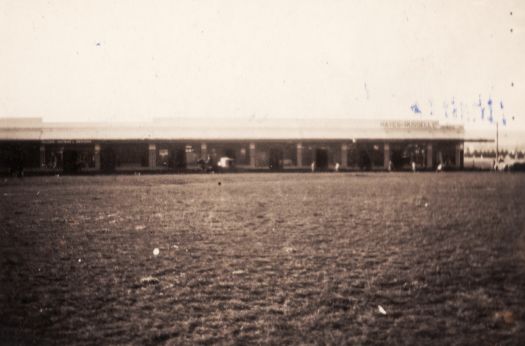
[1,0,524,344]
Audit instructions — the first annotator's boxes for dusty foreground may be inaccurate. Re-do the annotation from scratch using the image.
[1,173,524,345]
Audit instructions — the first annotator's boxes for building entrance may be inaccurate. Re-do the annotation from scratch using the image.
[62,150,80,173]
[315,149,329,170]
[269,148,283,170]
[100,146,116,172]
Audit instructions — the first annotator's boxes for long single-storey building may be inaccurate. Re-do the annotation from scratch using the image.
[0,117,467,174]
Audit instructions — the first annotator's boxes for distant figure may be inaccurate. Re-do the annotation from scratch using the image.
[411,161,416,173]
[388,160,393,172]
[437,163,443,172]
[311,161,316,172]
[334,162,340,172]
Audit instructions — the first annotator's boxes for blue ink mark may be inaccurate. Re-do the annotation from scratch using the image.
[410,103,421,114]
[451,98,457,118]
[477,95,484,120]
[487,97,493,123]
[499,100,506,126]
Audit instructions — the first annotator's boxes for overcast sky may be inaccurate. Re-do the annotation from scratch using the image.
[1,0,523,136]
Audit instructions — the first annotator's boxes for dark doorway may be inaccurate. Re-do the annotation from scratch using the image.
[269,148,283,170]
[358,150,372,170]
[63,150,80,173]
[390,149,404,170]
[100,146,116,172]
[315,149,329,170]
[170,148,186,169]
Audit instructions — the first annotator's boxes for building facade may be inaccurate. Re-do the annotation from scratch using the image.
[0,117,466,174]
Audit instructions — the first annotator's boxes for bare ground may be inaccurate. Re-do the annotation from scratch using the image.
[1,173,524,345]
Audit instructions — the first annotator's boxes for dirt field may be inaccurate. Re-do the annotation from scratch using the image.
[1,173,524,345]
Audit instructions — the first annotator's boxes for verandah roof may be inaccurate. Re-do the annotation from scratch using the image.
[0,117,465,141]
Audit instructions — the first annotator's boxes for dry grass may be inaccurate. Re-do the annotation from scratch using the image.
[1,173,524,345]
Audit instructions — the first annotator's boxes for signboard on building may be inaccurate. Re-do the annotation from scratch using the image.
[380,120,439,129]
[41,140,93,144]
